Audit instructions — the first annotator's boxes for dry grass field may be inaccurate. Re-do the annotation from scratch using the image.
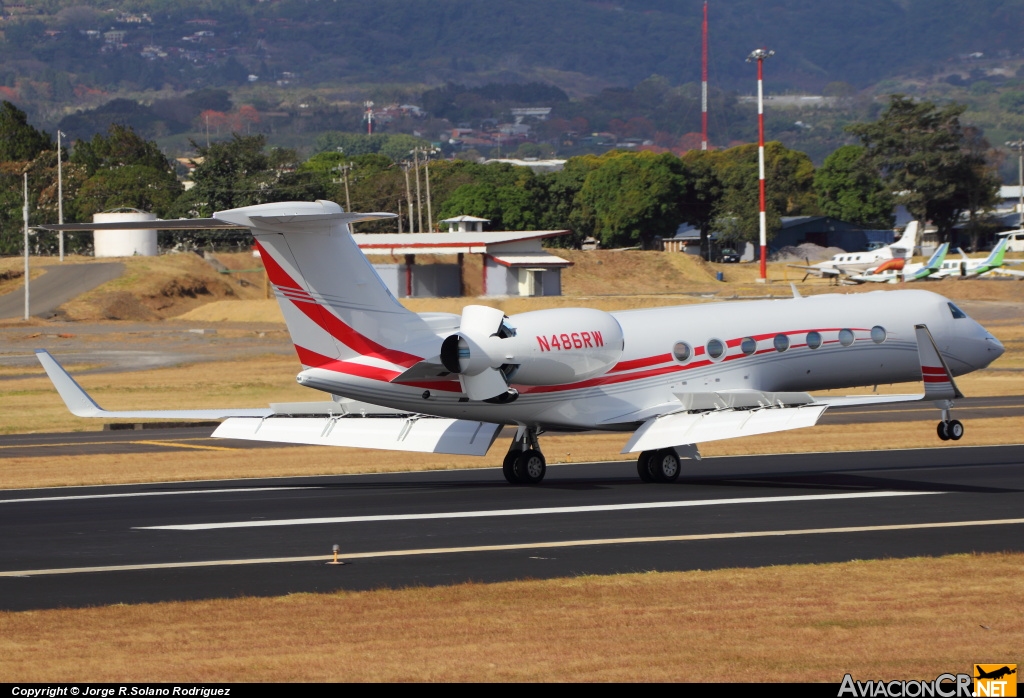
[1,249,1022,682]
[2,553,1021,682]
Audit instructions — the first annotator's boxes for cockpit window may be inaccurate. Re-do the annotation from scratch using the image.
[948,302,967,319]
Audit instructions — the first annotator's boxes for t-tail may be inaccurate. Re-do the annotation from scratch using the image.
[214,201,438,373]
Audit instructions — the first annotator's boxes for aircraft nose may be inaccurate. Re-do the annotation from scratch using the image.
[985,333,1005,360]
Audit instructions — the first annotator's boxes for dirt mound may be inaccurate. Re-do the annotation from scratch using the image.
[57,253,267,321]
[771,243,845,263]
[99,291,159,321]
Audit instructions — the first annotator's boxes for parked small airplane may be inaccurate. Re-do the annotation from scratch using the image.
[932,238,1022,278]
[789,221,919,282]
[37,202,1004,484]
[846,243,950,284]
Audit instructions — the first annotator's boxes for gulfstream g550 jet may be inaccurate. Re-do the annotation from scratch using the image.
[37,201,1004,484]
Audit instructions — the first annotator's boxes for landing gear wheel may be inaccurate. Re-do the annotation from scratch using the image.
[514,449,546,484]
[649,449,681,483]
[637,451,655,483]
[937,421,950,441]
[947,419,964,441]
[502,451,521,484]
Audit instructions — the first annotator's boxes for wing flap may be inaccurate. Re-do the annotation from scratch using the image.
[622,405,827,453]
[213,416,501,456]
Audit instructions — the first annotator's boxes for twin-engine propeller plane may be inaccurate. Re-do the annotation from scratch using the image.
[37,201,1005,484]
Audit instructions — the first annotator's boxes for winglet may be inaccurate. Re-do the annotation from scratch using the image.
[35,349,105,417]
[914,325,963,400]
[35,349,273,420]
[790,282,802,299]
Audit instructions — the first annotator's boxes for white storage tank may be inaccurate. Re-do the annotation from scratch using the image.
[93,209,158,257]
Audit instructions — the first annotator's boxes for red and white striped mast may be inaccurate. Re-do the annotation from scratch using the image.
[701,1,708,151]
[747,47,774,282]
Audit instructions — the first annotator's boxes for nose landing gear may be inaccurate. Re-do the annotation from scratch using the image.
[935,401,964,441]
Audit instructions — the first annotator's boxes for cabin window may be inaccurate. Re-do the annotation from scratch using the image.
[839,328,855,346]
[672,342,691,362]
[740,337,757,356]
[773,333,789,352]
[871,326,887,344]
[806,331,822,349]
[948,302,967,319]
[706,338,725,360]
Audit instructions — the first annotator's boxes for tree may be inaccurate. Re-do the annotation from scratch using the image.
[174,134,325,219]
[847,95,1001,244]
[813,145,894,228]
[577,151,689,249]
[70,124,182,219]
[0,101,51,163]
[712,142,818,245]
[679,150,726,259]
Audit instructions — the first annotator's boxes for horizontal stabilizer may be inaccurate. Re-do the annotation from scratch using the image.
[622,404,827,453]
[213,416,501,456]
[35,350,272,420]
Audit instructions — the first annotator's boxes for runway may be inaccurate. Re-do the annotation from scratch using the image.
[3,393,1023,457]
[1,444,1022,611]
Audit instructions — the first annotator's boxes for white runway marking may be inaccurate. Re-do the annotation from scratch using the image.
[0,487,318,505]
[3,517,1022,578]
[137,490,938,531]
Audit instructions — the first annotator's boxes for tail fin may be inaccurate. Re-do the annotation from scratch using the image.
[214,201,433,370]
[922,242,949,274]
[978,237,1008,272]
[891,221,919,258]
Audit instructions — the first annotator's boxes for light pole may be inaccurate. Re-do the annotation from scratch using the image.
[747,47,774,282]
[1007,139,1024,229]
[23,173,29,320]
[57,130,65,262]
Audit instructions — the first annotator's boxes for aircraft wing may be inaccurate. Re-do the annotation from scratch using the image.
[786,263,843,278]
[36,350,500,455]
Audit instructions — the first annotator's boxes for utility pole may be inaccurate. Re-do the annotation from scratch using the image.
[402,162,413,233]
[701,1,708,151]
[23,173,29,321]
[57,130,65,262]
[1007,139,1024,229]
[342,161,352,211]
[413,148,423,234]
[424,149,434,232]
[747,47,774,283]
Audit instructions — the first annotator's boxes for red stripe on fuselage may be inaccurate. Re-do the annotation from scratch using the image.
[255,240,421,368]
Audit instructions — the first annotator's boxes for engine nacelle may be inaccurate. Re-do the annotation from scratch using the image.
[440,306,624,391]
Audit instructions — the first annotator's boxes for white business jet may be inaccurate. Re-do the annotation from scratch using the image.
[37,202,1004,485]
[789,221,919,282]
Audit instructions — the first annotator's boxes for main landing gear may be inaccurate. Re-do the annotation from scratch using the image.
[636,449,681,483]
[935,400,964,442]
[502,426,547,485]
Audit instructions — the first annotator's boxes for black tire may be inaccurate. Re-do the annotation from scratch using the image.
[514,449,546,484]
[947,419,964,441]
[937,421,950,441]
[637,451,654,482]
[650,449,681,483]
[502,451,520,484]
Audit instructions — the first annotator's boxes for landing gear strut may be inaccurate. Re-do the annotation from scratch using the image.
[935,401,964,442]
[502,426,546,484]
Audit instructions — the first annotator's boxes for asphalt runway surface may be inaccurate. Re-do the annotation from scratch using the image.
[0,263,124,320]
[2,394,1023,458]
[1,444,1022,611]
